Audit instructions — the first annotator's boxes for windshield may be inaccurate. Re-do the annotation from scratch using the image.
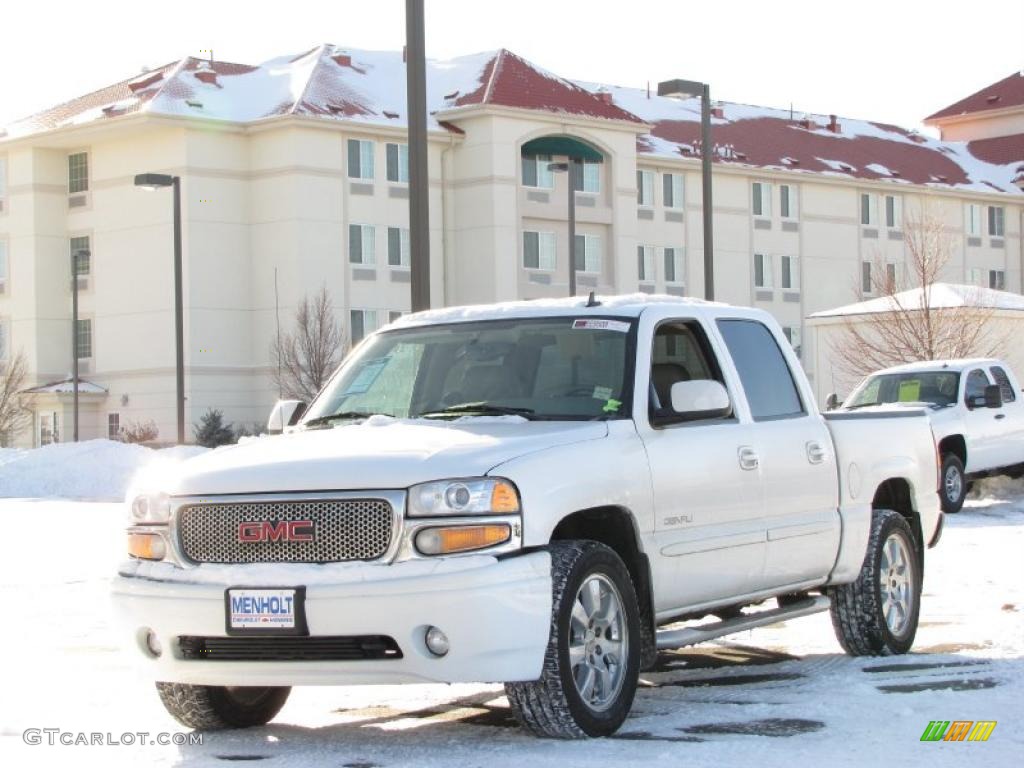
[846,371,960,409]
[302,316,636,424]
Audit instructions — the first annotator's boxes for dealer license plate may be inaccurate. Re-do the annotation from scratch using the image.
[225,587,306,634]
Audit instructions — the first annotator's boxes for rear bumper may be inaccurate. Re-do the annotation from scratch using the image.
[111,551,552,686]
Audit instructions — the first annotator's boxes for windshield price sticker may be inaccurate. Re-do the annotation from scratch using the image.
[572,319,630,333]
[342,358,388,395]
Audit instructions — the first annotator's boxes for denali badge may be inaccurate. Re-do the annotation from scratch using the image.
[238,520,315,543]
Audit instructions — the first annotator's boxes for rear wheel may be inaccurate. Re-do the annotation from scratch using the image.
[505,540,640,738]
[829,509,921,655]
[156,683,291,730]
[940,453,966,513]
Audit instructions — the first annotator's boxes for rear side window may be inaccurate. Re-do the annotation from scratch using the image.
[990,366,1016,403]
[717,319,804,421]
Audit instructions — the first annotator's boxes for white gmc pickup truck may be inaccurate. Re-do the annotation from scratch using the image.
[114,295,942,739]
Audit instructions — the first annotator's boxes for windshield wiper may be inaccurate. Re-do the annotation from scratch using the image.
[302,411,389,429]
[416,402,538,420]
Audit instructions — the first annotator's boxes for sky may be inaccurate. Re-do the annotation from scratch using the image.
[1,0,1022,132]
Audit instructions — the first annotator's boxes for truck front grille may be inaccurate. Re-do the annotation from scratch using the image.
[178,498,394,564]
[178,635,403,661]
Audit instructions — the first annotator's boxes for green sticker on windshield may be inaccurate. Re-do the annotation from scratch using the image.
[603,398,622,414]
[898,380,921,402]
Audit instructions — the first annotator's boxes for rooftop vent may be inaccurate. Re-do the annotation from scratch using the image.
[332,53,352,67]
[986,94,1001,104]
[710,105,724,119]
[127,72,163,93]
[195,70,219,86]
[383,110,399,119]
[827,114,840,133]
[444,90,460,100]
[596,92,614,105]
[798,115,819,131]
[185,100,203,109]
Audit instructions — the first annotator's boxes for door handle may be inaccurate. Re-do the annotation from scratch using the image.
[807,440,828,465]
[995,413,1006,420]
[738,446,759,471]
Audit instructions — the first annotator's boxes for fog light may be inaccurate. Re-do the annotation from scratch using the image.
[425,626,449,657]
[128,533,166,560]
[145,629,162,658]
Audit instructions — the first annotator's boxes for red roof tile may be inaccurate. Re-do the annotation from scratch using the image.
[927,71,1024,121]
[967,133,1024,166]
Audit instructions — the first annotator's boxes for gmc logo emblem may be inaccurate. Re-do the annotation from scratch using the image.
[238,520,315,543]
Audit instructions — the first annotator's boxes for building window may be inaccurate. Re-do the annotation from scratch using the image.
[782,326,802,358]
[385,143,409,183]
[387,227,410,267]
[861,261,873,294]
[350,309,378,344]
[779,184,797,219]
[108,413,120,440]
[637,170,654,207]
[348,225,376,265]
[523,230,556,271]
[0,239,8,294]
[663,173,684,209]
[574,160,601,194]
[68,152,89,194]
[522,154,553,189]
[70,235,90,277]
[40,412,59,446]
[573,234,602,273]
[388,310,406,324]
[990,269,1006,290]
[885,262,898,292]
[967,267,984,286]
[637,245,655,282]
[752,182,772,217]
[988,206,1005,237]
[885,195,902,229]
[781,254,799,291]
[754,253,773,289]
[75,318,92,359]
[861,193,880,226]
[664,247,684,285]
[347,139,374,180]
[965,203,982,237]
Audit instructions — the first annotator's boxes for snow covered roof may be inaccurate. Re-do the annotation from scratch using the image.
[927,71,1024,121]
[22,378,108,395]
[809,283,1024,320]
[873,358,1005,375]
[4,45,1023,195]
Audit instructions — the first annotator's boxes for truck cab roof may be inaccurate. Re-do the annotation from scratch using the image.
[872,358,1007,376]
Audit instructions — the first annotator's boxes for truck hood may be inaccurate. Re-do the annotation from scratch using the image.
[161,417,609,496]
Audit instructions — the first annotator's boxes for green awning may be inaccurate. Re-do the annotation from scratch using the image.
[521,136,603,162]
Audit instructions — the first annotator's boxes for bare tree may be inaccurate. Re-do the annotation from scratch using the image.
[831,205,1006,386]
[271,286,346,402]
[0,351,32,447]
[120,419,159,444]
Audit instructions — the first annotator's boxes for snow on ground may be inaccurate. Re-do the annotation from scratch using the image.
[0,481,1021,767]
[0,440,207,501]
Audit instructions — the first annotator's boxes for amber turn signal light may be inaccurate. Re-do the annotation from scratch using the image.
[415,524,512,555]
[490,480,520,513]
[128,533,166,561]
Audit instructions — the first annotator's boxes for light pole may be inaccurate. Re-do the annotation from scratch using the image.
[548,159,580,296]
[405,0,430,311]
[71,248,89,442]
[658,79,714,300]
[134,172,185,444]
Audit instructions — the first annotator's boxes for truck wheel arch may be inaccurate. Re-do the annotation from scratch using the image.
[938,434,967,467]
[549,506,656,670]
[871,478,924,574]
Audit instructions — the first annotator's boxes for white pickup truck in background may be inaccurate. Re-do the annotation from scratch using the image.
[840,358,1024,513]
[114,295,942,739]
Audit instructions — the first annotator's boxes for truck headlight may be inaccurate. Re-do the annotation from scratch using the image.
[407,477,520,517]
[130,493,171,524]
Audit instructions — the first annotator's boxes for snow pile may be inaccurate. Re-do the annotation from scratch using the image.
[969,473,1024,501]
[0,440,206,501]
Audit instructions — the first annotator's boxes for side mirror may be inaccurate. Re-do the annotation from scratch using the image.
[825,392,840,411]
[267,400,307,434]
[666,380,732,422]
[984,384,1003,409]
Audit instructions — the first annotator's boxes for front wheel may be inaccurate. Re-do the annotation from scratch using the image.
[940,453,966,513]
[156,683,291,730]
[505,541,641,738]
[829,509,921,656]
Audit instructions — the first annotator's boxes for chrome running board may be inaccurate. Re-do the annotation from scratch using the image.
[655,595,831,650]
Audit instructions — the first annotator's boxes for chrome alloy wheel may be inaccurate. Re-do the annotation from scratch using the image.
[880,533,915,636]
[568,573,628,712]
[944,464,963,503]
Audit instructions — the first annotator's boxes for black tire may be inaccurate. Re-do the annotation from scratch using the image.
[940,453,966,513]
[155,683,291,730]
[505,541,641,739]
[829,509,921,656]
